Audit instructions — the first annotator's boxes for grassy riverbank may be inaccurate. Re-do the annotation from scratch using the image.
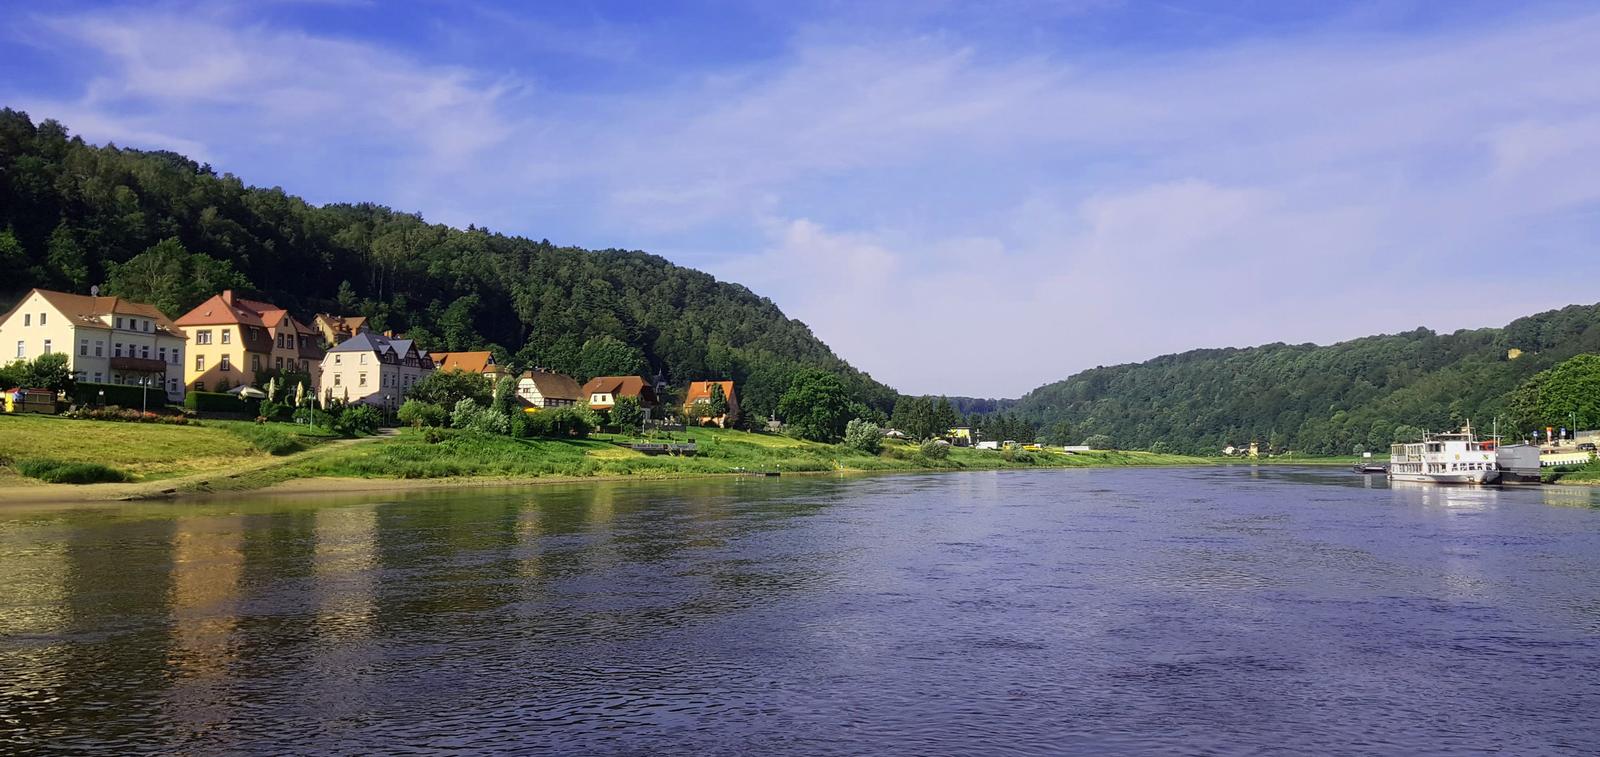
[0,415,1206,501]
[0,413,339,486]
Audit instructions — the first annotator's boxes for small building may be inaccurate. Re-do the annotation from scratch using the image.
[0,288,189,402]
[946,427,974,447]
[1062,445,1091,453]
[312,313,368,346]
[516,369,581,410]
[429,351,503,380]
[975,440,1001,450]
[581,375,658,416]
[683,380,740,428]
[319,331,434,410]
[176,290,323,394]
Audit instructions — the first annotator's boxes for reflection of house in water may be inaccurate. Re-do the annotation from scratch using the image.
[167,516,245,685]
[313,505,379,639]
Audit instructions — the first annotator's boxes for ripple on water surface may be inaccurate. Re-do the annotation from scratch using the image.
[2,469,1600,754]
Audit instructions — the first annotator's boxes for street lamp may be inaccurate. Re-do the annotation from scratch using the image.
[384,395,393,426]
[97,389,104,408]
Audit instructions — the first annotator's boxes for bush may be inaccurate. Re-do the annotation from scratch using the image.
[422,426,456,444]
[919,439,950,459]
[844,418,883,454]
[1084,434,1115,450]
[509,412,532,438]
[334,404,382,437]
[294,406,333,428]
[451,398,483,429]
[525,405,595,438]
[16,458,129,484]
[467,407,512,436]
[71,381,170,409]
[1149,441,1171,454]
[63,406,190,425]
[398,399,447,428]
[258,400,290,420]
[185,391,261,417]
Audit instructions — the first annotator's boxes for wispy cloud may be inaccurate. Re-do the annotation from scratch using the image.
[5,3,1600,395]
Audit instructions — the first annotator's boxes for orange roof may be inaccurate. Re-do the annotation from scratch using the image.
[175,290,306,330]
[684,380,736,403]
[430,351,497,374]
[580,375,655,403]
[8,288,186,338]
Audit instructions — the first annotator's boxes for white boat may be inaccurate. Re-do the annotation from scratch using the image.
[1388,424,1499,485]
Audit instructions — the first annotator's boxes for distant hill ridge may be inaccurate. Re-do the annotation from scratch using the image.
[1010,303,1600,454]
[0,108,898,422]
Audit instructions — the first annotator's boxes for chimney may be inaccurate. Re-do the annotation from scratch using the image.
[221,290,234,305]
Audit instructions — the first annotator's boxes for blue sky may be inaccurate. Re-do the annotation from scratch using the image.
[4,1,1600,396]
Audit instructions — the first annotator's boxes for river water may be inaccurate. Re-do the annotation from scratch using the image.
[2,467,1599,754]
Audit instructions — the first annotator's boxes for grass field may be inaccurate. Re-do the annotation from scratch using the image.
[0,413,339,483]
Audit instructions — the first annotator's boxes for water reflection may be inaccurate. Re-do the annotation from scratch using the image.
[1,471,1598,754]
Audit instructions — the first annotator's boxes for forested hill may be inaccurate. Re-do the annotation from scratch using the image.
[1012,303,1600,455]
[0,109,897,419]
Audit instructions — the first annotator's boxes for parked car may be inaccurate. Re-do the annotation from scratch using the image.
[1579,442,1596,451]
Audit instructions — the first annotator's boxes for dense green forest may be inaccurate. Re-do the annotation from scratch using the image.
[0,109,897,423]
[1011,305,1600,454]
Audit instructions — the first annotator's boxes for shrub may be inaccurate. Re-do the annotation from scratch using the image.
[334,404,382,437]
[451,398,483,429]
[1149,441,1171,454]
[1084,434,1115,450]
[509,412,532,438]
[398,399,447,428]
[71,381,171,409]
[919,439,950,459]
[16,458,128,484]
[294,406,333,428]
[844,418,883,454]
[527,405,595,438]
[258,400,290,420]
[185,391,260,417]
[63,406,190,425]
[422,426,456,444]
[467,407,512,436]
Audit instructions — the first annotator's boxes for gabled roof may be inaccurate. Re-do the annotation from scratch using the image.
[8,288,187,339]
[175,290,311,338]
[326,331,429,365]
[684,380,737,403]
[431,351,496,374]
[581,375,654,401]
[519,370,581,401]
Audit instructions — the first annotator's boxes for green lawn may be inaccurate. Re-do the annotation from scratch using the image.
[272,426,1209,483]
[0,414,339,482]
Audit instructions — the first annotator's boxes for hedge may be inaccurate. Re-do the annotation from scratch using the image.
[184,391,261,416]
[72,382,172,408]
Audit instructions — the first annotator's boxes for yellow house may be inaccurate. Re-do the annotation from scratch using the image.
[0,288,188,401]
[946,427,974,446]
[175,290,323,394]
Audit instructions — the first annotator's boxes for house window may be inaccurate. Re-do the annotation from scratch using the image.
[159,347,166,362]
[196,330,212,345]
[115,317,121,329]
[222,330,232,344]
[276,357,284,370]
[143,321,151,333]
[42,339,51,354]
[195,355,206,371]
[114,343,123,357]
[172,349,180,364]
[23,314,29,326]
[168,378,177,394]
[359,373,367,387]
[276,334,284,349]
[359,354,367,364]
[40,313,46,325]
[79,339,88,356]
[221,355,232,372]
[141,345,150,359]
[194,381,204,392]
[251,354,261,371]
[334,374,342,386]
[93,372,102,382]
[334,355,342,365]
[95,341,103,357]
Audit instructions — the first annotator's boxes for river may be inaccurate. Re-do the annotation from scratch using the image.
[2,467,1599,754]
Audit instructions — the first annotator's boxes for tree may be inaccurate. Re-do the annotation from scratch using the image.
[844,418,882,454]
[707,382,729,420]
[778,370,854,442]
[891,395,937,440]
[46,222,87,291]
[611,394,644,432]
[451,398,483,429]
[397,399,446,428]
[334,404,382,437]
[410,370,493,410]
[1084,434,1115,450]
[104,237,252,317]
[1506,354,1600,433]
[23,353,76,394]
[577,335,647,381]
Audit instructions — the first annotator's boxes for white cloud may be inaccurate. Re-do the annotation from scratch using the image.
[7,5,1600,395]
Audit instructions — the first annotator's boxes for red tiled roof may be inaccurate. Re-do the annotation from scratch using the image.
[430,351,497,374]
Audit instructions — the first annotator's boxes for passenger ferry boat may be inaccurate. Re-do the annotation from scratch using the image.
[1388,424,1499,485]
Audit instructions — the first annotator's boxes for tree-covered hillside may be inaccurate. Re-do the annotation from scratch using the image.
[0,109,897,421]
[1012,304,1600,454]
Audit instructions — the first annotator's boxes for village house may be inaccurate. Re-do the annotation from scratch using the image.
[175,291,323,394]
[683,380,740,428]
[515,369,582,410]
[319,331,434,409]
[430,351,503,380]
[0,288,189,402]
[312,313,368,346]
[581,375,657,417]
